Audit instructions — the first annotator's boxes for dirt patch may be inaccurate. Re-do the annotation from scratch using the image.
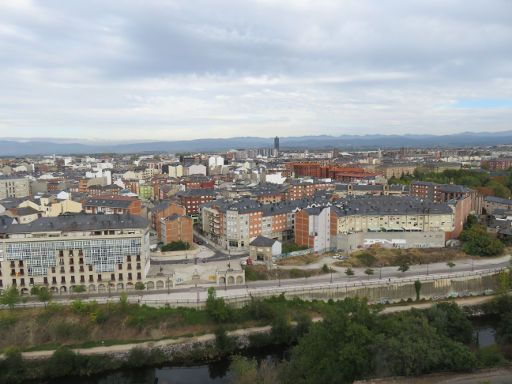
[276,253,327,266]
[335,246,475,268]
[245,264,330,281]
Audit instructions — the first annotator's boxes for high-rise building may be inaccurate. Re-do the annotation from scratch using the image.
[274,136,280,152]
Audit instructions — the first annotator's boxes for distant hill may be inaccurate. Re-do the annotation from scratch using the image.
[2,131,512,156]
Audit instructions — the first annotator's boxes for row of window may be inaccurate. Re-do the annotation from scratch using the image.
[2,271,143,288]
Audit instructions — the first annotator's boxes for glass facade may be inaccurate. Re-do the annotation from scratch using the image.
[5,238,142,276]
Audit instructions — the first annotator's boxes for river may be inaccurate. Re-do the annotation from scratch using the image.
[47,347,287,384]
[46,318,500,384]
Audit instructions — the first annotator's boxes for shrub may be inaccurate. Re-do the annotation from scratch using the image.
[206,287,233,323]
[476,345,506,368]
[356,252,377,267]
[46,347,78,377]
[134,282,146,290]
[215,327,235,354]
[72,285,86,293]
[461,225,504,256]
[161,241,190,252]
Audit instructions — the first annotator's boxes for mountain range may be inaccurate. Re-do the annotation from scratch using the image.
[2,131,512,156]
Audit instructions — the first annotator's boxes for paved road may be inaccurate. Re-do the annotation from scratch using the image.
[5,256,508,310]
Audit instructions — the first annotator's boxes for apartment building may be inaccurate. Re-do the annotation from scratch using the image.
[84,196,142,216]
[294,207,332,252]
[160,214,193,245]
[0,214,149,294]
[377,163,417,179]
[410,181,482,216]
[201,196,330,251]
[0,176,30,199]
[151,201,187,240]
[331,196,454,253]
[176,189,216,215]
[285,162,377,182]
[333,183,408,198]
[484,158,512,171]
[483,196,512,214]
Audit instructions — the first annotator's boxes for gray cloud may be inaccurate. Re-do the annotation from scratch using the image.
[0,0,511,140]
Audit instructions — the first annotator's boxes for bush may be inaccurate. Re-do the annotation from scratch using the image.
[125,347,166,368]
[46,347,78,377]
[72,285,86,293]
[356,252,377,267]
[476,345,506,368]
[206,287,233,323]
[282,242,308,254]
[244,266,268,281]
[215,327,235,354]
[161,241,190,252]
[134,282,146,290]
[460,225,504,256]
[0,347,25,383]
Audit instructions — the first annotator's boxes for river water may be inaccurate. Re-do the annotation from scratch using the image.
[47,319,499,384]
[48,347,286,384]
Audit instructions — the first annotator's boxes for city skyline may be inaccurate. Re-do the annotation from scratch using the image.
[0,0,511,140]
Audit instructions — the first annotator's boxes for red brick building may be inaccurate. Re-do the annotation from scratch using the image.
[151,201,187,240]
[84,195,142,216]
[176,189,216,215]
[160,214,193,245]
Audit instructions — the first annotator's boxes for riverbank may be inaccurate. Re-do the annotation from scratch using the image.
[2,292,512,384]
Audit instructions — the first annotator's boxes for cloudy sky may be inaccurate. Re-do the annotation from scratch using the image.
[0,0,511,141]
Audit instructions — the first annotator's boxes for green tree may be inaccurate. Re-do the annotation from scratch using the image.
[283,299,376,384]
[345,267,354,276]
[414,280,422,301]
[461,225,504,256]
[497,270,511,295]
[364,268,374,280]
[206,287,232,322]
[424,302,473,344]
[496,312,512,345]
[37,286,52,308]
[464,214,478,230]
[72,285,86,293]
[447,261,456,269]
[398,263,410,274]
[0,286,20,310]
[134,282,146,290]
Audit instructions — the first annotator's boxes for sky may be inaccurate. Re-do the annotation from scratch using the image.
[0,0,511,141]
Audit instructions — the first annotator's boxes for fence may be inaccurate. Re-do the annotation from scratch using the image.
[5,268,504,310]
